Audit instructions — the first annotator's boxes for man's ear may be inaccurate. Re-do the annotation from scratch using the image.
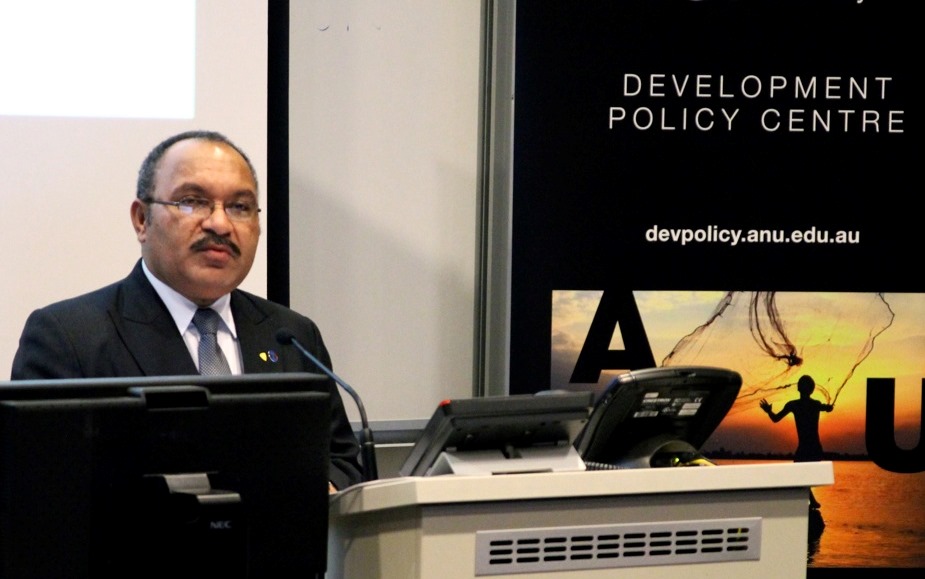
[130,199,148,242]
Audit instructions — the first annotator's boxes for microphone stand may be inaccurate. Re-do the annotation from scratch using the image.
[281,333,378,482]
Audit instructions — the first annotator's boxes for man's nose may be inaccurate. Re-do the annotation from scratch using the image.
[201,201,234,233]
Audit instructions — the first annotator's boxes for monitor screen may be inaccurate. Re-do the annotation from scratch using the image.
[574,366,742,469]
[0,373,330,579]
[399,392,594,477]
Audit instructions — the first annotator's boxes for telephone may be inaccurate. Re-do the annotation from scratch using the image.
[573,366,742,469]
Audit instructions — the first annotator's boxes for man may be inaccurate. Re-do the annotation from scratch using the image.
[759,374,834,508]
[10,130,363,490]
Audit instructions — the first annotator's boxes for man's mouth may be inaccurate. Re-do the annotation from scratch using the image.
[191,235,241,257]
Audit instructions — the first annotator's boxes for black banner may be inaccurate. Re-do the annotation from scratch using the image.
[509,0,918,572]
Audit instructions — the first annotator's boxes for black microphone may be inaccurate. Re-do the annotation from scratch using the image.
[275,328,378,482]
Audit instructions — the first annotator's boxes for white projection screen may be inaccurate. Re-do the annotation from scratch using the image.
[0,0,268,376]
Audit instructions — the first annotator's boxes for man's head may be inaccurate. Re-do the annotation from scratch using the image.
[797,375,815,396]
[131,130,261,306]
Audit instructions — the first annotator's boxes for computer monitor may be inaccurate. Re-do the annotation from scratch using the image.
[574,366,742,469]
[0,373,331,579]
[399,392,594,477]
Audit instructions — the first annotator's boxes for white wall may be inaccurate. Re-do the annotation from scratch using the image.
[288,1,484,422]
[0,0,269,378]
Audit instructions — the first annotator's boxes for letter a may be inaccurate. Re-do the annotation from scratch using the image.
[570,290,656,383]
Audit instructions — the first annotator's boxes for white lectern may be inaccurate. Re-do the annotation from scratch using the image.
[328,462,833,579]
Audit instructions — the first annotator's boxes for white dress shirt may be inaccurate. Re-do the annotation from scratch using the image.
[140,260,243,374]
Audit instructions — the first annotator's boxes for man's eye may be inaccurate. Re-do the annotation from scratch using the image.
[179,197,212,209]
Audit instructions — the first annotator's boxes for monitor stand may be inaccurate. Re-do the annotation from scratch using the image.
[133,473,246,578]
[428,444,586,476]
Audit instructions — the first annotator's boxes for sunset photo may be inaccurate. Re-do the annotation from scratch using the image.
[551,290,925,567]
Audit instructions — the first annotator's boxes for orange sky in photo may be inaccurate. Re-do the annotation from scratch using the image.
[551,291,924,456]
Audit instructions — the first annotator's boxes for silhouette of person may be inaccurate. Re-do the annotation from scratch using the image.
[759,374,834,509]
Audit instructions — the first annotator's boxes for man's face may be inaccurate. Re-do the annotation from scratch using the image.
[131,138,261,306]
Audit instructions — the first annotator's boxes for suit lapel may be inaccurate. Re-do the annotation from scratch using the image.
[232,291,288,374]
[114,262,199,376]
[112,262,295,376]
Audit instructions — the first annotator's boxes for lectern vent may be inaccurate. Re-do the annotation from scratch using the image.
[474,517,761,575]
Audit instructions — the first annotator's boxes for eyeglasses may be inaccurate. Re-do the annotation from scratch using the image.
[143,196,261,222]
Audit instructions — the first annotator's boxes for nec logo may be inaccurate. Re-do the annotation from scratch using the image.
[210,520,233,530]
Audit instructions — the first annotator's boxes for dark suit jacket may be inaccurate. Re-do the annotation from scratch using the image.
[10,260,364,489]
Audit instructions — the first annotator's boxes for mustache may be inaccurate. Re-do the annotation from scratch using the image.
[190,233,241,257]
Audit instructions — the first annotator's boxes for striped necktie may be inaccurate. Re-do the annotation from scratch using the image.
[192,308,231,375]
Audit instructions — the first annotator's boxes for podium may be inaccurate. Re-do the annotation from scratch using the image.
[328,462,833,579]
